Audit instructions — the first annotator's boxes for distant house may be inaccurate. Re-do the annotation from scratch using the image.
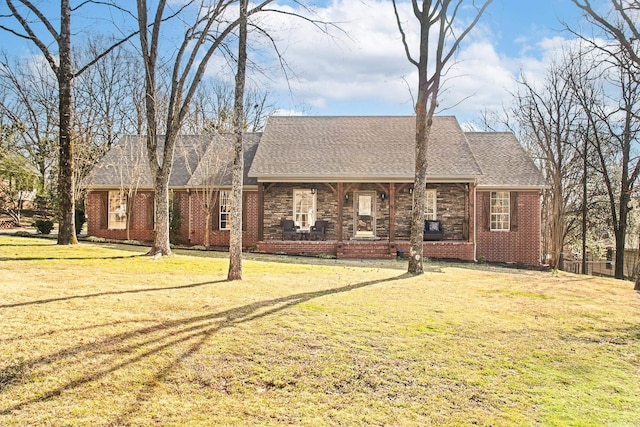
[84,116,546,265]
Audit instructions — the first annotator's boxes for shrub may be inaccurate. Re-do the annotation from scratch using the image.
[75,209,86,235]
[33,219,54,235]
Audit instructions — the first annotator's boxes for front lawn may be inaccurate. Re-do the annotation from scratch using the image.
[0,236,638,426]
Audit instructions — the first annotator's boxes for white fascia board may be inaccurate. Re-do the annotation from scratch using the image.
[254,175,481,183]
[476,185,546,191]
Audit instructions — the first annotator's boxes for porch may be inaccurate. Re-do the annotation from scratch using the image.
[255,239,475,261]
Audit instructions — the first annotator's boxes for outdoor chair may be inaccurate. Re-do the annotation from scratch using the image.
[281,219,299,240]
[309,220,329,241]
[423,220,444,241]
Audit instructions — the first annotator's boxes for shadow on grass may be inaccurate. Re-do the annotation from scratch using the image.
[0,279,228,309]
[0,272,412,421]
[0,254,141,262]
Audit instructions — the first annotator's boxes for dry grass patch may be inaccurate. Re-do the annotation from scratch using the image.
[0,236,639,426]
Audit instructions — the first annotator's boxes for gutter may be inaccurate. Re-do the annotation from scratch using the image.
[474,180,478,262]
[187,189,192,244]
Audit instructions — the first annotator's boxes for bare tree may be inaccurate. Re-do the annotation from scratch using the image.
[0,53,58,190]
[392,0,493,274]
[570,0,640,67]
[135,0,276,257]
[568,2,640,285]
[185,80,274,134]
[111,137,147,241]
[572,47,640,280]
[177,135,231,248]
[228,0,248,280]
[513,59,584,270]
[1,0,136,244]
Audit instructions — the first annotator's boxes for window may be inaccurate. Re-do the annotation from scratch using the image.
[490,191,510,231]
[219,191,232,230]
[293,189,316,230]
[108,191,127,229]
[425,189,437,220]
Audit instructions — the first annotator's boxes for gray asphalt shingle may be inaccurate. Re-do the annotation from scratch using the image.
[85,117,545,190]
[466,132,547,188]
[248,116,483,180]
[85,134,261,188]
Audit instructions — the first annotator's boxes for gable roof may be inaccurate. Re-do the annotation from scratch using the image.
[466,132,547,189]
[248,116,483,182]
[84,133,261,189]
[85,117,545,191]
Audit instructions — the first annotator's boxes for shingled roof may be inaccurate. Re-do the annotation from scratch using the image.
[248,116,483,182]
[85,117,545,191]
[84,133,261,189]
[466,132,547,189]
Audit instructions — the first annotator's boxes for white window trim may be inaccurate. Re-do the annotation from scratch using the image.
[355,191,376,236]
[108,190,127,230]
[293,189,316,230]
[490,191,510,231]
[219,190,231,230]
[425,189,437,221]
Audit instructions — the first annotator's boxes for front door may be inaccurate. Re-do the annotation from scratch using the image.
[355,191,375,237]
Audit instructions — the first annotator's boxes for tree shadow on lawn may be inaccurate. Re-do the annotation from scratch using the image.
[0,254,140,262]
[0,272,413,422]
[0,279,226,309]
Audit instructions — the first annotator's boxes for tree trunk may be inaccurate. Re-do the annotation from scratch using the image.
[56,0,77,245]
[614,191,630,279]
[408,107,428,274]
[227,0,248,281]
[148,175,171,256]
[551,184,564,270]
[204,210,210,248]
[581,138,588,274]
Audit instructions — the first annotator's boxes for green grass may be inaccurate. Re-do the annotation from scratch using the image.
[0,235,639,426]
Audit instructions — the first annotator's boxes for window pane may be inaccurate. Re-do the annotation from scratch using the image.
[424,190,437,221]
[490,191,510,230]
[108,191,127,229]
[294,190,315,229]
[220,191,232,230]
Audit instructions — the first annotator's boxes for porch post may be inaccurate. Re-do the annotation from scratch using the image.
[337,182,343,242]
[468,181,475,243]
[389,182,395,241]
[258,183,264,241]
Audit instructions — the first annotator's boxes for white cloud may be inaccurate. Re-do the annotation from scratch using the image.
[243,0,579,120]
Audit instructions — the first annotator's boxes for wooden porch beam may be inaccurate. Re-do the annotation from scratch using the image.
[389,182,395,241]
[337,182,343,242]
[324,183,337,195]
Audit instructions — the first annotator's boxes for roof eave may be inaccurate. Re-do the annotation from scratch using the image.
[252,175,482,183]
[476,184,548,191]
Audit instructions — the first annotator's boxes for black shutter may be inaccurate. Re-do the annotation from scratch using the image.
[146,193,155,230]
[99,192,109,229]
[211,191,219,231]
[483,192,490,231]
[510,192,518,232]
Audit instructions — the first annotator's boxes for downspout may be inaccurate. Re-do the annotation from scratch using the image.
[187,189,192,244]
[473,180,478,262]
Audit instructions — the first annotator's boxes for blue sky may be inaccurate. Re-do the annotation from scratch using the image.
[250,0,589,125]
[0,0,590,125]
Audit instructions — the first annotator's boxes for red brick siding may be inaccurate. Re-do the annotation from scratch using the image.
[176,190,259,247]
[476,191,541,266]
[257,241,339,256]
[394,241,475,261]
[87,189,259,248]
[86,190,155,241]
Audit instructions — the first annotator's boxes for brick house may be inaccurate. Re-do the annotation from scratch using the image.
[84,116,546,265]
